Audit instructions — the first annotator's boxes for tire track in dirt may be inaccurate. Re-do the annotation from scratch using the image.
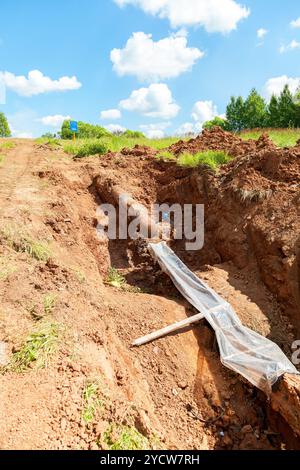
[0,141,40,219]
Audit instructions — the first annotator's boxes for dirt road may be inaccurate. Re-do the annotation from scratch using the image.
[0,139,298,450]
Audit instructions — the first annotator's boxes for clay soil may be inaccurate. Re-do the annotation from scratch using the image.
[0,129,300,450]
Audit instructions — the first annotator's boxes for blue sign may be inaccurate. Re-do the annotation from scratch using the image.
[70,121,78,133]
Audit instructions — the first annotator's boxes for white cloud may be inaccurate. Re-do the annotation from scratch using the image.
[192,100,218,123]
[104,124,126,134]
[279,40,300,53]
[115,0,250,33]
[140,121,171,138]
[40,114,71,127]
[291,17,300,28]
[257,28,268,39]
[265,75,300,98]
[100,109,121,120]
[119,83,180,119]
[175,122,202,136]
[111,31,203,82]
[0,70,82,97]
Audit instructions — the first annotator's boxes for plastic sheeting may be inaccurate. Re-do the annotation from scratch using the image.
[149,242,299,394]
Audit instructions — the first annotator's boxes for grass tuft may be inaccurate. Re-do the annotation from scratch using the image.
[105,268,126,289]
[103,424,151,451]
[82,381,103,425]
[178,150,232,170]
[1,226,51,262]
[156,151,176,162]
[43,294,57,315]
[5,321,60,372]
[0,141,15,151]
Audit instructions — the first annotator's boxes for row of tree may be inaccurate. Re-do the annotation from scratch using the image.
[60,120,145,139]
[0,112,11,137]
[204,85,300,132]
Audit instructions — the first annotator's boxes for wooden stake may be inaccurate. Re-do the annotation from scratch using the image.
[132,312,205,347]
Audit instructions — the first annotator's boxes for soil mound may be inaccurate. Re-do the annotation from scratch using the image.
[168,127,275,157]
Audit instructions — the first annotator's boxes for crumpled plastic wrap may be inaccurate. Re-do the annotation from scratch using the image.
[149,242,299,394]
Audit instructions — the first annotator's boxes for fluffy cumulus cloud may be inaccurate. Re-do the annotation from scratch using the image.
[111,31,203,82]
[175,100,220,136]
[279,40,300,54]
[40,114,71,127]
[140,121,171,138]
[257,28,268,39]
[119,83,180,119]
[265,75,300,98]
[291,17,300,28]
[115,0,250,33]
[0,70,82,97]
[100,109,121,120]
[192,100,218,123]
[104,123,126,134]
[175,121,202,136]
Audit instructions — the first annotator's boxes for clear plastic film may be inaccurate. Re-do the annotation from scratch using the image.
[149,242,299,394]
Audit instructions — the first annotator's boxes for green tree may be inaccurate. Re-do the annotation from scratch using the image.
[267,95,280,128]
[277,85,296,128]
[0,112,11,137]
[293,86,300,127]
[226,96,245,132]
[243,88,267,129]
[122,130,145,138]
[203,116,228,130]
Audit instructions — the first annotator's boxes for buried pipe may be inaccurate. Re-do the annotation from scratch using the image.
[95,178,300,438]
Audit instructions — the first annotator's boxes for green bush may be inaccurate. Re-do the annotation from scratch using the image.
[60,120,111,140]
[64,139,108,158]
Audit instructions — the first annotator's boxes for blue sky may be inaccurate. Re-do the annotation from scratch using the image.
[0,0,300,138]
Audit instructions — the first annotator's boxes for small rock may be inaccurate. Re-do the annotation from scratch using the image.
[241,424,253,434]
[177,380,188,390]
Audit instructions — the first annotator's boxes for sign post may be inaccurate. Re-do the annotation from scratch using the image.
[70,121,78,141]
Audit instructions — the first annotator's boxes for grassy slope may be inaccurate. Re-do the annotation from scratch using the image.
[240,128,300,147]
[61,135,181,155]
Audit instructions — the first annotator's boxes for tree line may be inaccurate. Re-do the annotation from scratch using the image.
[204,85,300,132]
[0,112,11,137]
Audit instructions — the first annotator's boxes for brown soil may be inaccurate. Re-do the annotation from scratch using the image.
[0,131,300,450]
[168,127,276,157]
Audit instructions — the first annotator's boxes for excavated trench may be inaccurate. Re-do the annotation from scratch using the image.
[90,151,300,449]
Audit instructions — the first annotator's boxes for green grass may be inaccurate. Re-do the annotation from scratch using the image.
[1,226,51,262]
[0,154,5,166]
[240,128,300,148]
[5,321,60,372]
[43,294,57,315]
[103,424,152,451]
[105,268,126,289]
[157,150,177,162]
[0,141,15,151]
[63,139,108,158]
[82,381,103,425]
[35,137,61,149]
[178,150,232,170]
[62,135,181,157]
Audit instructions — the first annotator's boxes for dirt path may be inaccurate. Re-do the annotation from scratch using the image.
[0,140,298,450]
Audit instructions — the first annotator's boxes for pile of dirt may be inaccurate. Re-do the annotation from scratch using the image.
[168,127,276,157]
